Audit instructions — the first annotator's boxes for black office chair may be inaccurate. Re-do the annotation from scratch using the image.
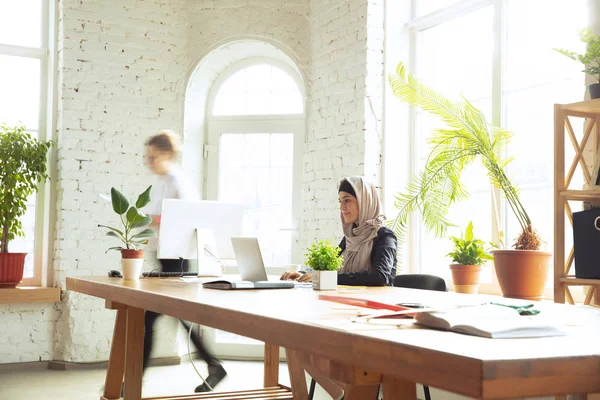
[393,274,447,292]
[307,274,447,400]
[394,274,447,400]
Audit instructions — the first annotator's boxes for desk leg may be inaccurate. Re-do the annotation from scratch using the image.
[285,348,308,400]
[264,344,280,387]
[344,385,380,399]
[123,307,144,400]
[104,307,127,400]
[382,375,417,400]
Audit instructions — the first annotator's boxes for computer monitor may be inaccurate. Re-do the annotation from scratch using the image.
[157,199,245,261]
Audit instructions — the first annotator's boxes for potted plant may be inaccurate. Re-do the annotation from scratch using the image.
[99,186,156,280]
[447,222,493,294]
[554,28,600,99]
[0,124,53,288]
[388,62,550,300]
[305,239,343,291]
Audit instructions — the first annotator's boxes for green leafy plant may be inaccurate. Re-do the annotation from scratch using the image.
[99,187,156,253]
[387,62,541,258]
[305,239,344,271]
[0,123,53,253]
[447,222,494,266]
[554,28,600,83]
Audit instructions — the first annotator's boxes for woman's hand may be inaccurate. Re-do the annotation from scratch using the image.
[280,271,302,281]
[280,271,313,282]
[297,273,312,283]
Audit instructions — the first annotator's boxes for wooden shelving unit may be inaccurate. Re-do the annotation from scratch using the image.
[555,99,600,305]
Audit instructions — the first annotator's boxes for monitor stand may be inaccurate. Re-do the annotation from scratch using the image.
[195,228,223,278]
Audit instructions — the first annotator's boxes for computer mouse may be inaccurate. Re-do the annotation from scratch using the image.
[108,270,123,278]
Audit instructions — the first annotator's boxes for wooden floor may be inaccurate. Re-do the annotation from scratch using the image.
[0,359,294,400]
[0,358,563,400]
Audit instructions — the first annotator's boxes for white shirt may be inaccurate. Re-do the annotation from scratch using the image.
[145,168,199,216]
[144,168,199,253]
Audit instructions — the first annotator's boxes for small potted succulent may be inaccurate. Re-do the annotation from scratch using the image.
[305,239,343,291]
[447,222,494,294]
[554,28,600,99]
[99,186,156,280]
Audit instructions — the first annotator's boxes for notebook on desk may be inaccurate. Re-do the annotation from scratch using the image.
[202,237,294,290]
[414,304,566,339]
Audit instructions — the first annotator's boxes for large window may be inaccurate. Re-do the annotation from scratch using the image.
[402,0,587,290]
[0,0,53,286]
[204,61,304,358]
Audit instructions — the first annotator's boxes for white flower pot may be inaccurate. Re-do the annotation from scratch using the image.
[312,270,337,291]
[121,258,144,281]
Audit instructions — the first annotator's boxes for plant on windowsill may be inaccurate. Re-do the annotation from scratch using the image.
[447,222,494,294]
[388,62,551,300]
[0,123,53,288]
[554,28,600,99]
[99,186,156,280]
[305,239,343,291]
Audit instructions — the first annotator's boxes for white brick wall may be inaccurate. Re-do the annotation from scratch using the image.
[0,303,58,363]
[301,0,384,249]
[1,0,385,364]
[53,0,189,362]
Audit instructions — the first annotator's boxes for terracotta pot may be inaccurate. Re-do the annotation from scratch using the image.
[492,249,552,300]
[0,253,27,288]
[450,264,481,294]
[121,249,144,259]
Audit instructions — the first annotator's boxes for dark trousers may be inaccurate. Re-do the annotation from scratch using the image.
[142,259,220,372]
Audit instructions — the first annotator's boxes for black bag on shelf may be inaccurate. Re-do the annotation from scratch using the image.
[573,208,600,279]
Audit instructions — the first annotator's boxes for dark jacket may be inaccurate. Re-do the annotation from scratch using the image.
[337,226,397,287]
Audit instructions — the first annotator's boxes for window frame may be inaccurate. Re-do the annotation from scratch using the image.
[404,0,581,300]
[205,58,306,265]
[1,0,56,287]
[203,58,305,359]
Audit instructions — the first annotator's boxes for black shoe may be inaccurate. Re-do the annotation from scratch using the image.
[194,364,227,392]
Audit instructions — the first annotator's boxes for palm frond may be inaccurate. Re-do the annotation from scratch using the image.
[387,62,534,266]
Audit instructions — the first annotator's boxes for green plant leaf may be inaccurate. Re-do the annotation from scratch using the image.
[387,62,535,265]
[110,187,129,215]
[305,239,343,271]
[135,185,152,209]
[131,228,156,239]
[98,224,124,236]
[106,231,120,238]
[131,216,152,229]
[126,206,146,225]
[0,123,53,252]
[465,221,473,242]
[105,246,123,253]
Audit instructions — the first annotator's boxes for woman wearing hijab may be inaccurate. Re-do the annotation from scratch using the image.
[280,176,397,398]
[282,176,397,286]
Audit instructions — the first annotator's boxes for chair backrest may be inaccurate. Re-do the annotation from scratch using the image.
[393,274,447,292]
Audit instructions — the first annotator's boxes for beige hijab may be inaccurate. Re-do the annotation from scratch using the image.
[339,177,385,273]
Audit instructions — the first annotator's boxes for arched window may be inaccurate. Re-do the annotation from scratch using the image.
[206,60,305,266]
[212,64,303,116]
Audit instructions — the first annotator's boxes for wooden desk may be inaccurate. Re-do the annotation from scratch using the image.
[67,276,600,400]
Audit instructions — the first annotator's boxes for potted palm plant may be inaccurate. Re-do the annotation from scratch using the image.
[99,186,156,280]
[388,62,551,300]
[447,222,493,294]
[0,124,53,288]
[305,239,343,291]
[554,28,600,99]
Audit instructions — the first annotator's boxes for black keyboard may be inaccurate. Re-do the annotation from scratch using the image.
[142,271,198,277]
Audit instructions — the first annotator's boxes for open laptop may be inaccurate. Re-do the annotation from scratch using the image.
[202,237,294,290]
